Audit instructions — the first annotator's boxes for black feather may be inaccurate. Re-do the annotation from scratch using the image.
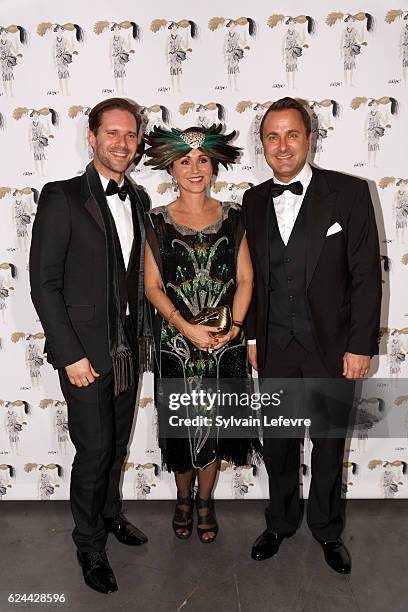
[306,16,316,35]
[49,109,59,126]
[247,18,257,37]
[331,100,340,117]
[216,103,226,121]
[131,22,140,40]
[390,97,399,115]
[17,25,28,45]
[73,24,84,43]
[189,20,198,39]
[365,13,375,32]
[160,106,170,124]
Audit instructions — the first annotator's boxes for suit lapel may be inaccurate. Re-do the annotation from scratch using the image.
[84,162,106,233]
[252,179,275,284]
[126,180,145,279]
[306,168,338,287]
[85,162,127,271]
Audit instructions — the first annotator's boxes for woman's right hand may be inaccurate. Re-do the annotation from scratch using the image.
[182,322,218,352]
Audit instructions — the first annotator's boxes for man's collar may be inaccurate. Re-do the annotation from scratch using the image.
[98,172,125,190]
[272,162,312,189]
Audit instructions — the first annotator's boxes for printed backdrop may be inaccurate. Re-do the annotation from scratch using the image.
[1,0,408,500]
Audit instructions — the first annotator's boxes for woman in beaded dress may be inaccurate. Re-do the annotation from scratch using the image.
[143,124,261,542]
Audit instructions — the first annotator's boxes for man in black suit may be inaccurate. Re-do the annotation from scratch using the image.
[243,97,381,573]
[30,98,151,594]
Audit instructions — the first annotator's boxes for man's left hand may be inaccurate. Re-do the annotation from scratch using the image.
[342,352,371,379]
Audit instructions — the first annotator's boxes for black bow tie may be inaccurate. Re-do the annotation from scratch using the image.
[270,180,303,198]
[105,179,129,201]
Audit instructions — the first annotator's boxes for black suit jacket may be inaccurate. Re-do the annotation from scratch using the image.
[29,163,150,374]
[242,166,382,375]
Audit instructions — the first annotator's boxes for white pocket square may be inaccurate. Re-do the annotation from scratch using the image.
[326,222,342,237]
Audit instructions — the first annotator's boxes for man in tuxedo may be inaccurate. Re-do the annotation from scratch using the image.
[243,97,381,574]
[30,98,151,594]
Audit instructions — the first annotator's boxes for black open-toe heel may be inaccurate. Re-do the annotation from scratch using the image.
[172,495,195,540]
[196,497,219,544]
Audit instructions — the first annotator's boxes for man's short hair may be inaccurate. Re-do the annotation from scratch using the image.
[260,97,311,141]
[88,98,141,135]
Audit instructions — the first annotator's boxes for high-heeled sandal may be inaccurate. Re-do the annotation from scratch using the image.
[172,495,195,540]
[196,497,219,544]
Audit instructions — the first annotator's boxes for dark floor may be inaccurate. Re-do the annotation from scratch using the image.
[0,500,407,612]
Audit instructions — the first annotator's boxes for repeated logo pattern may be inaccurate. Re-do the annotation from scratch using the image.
[0,1,407,500]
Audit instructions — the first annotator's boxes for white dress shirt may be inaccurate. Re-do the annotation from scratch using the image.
[98,173,134,268]
[247,163,313,345]
[272,162,312,246]
[99,173,134,314]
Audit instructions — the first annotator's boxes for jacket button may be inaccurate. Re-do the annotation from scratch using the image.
[285,257,291,263]
[287,276,293,281]
[289,295,294,300]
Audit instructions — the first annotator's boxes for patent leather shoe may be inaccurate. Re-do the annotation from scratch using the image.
[77,550,118,594]
[105,513,148,546]
[251,530,287,561]
[321,540,351,574]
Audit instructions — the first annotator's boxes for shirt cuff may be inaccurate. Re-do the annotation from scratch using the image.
[247,339,257,345]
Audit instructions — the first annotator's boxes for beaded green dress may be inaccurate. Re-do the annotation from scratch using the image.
[145,201,261,472]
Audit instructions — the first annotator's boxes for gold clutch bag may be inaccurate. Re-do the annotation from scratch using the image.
[190,305,232,337]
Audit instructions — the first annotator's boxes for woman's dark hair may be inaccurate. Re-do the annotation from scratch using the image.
[259,97,311,140]
[88,98,141,135]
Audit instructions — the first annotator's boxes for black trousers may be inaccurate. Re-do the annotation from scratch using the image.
[259,338,353,543]
[58,318,139,552]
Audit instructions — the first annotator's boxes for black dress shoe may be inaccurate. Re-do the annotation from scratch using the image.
[105,513,148,546]
[77,551,118,594]
[320,540,351,574]
[251,530,286,561]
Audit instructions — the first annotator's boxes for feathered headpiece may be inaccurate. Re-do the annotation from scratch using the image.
[0,262,17,277]
[268,14,316,34]
[37,22,84,42]
[351,96,399,115]
[236,100,273,113]
[0,186,38,201]
[151,19,198,38]
[208,16,256,36]
[179,101,226,122]
[0,24,29,44]
[13,107,59,125]
[140,104,170,124]
[326,12,375,31]
[144,124,240,171]
[385,9,408,23]
[379,176,408,189]
[94,20,140,40]
[68,105,91,119]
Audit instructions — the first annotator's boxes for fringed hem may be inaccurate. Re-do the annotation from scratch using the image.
[161,440,263,474]
[112,345,134,395]
[139,336,154,373]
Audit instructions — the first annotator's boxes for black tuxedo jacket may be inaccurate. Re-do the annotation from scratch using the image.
[242,166,382,375]
[29,163,150,375]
